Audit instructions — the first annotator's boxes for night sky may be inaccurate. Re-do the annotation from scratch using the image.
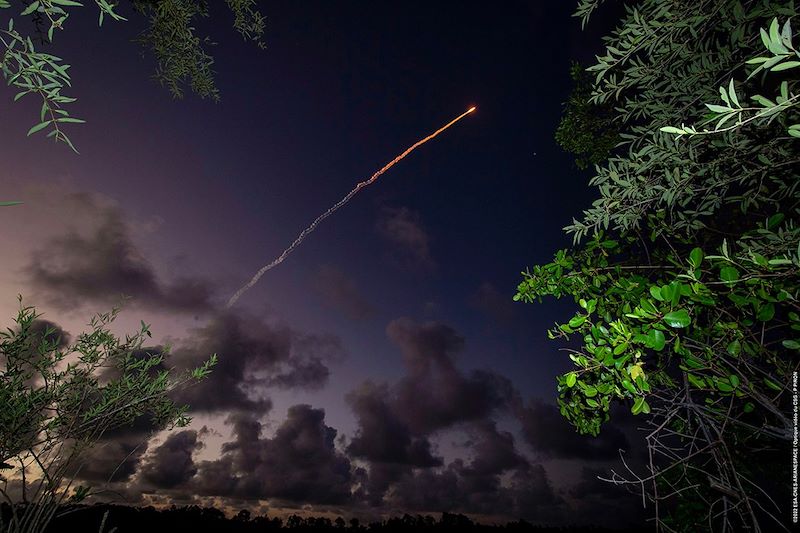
[1,1,647,527]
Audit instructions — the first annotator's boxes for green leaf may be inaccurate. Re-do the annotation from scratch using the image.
[782,339,800,350]
[27,121,49,136]
[640,398,651,414]
[631,396,644,415]
[689,247,704,268]
[767,213,785,229]
[726,339,741,356]
[705,103,732,113]
[663,309,690,328]
[756,303,775,322]
[771,60,800,71]
[0,201,23,206]
[660,126,685,135]
[621,379,636,394]
[565,373,577,388]
[649,329,666,351]
[727,79,740,108]
[720,266,739,283]
[569,315,586,328]
[21,1,39,16]
[649,286,663,301]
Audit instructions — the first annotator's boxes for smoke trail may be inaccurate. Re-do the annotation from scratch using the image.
[225,106,476,309]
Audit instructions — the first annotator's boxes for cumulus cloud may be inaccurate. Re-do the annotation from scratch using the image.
[24,202,216,314]
[375,207,434,270]
[346,319,517,469]
[73,415,156,484]
[346,381,442,468]
[387,318,517,434]
[312,265,375,320]
[191,405,352,504]
[345,318,522,506]
[164,312,342,415]
[385,422,565,521]
[140,430,204,489]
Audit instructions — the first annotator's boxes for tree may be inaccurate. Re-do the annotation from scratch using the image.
[515,1,798,531]
[554,61,620,170]
[0,0,266,152]
[0,295,217,533]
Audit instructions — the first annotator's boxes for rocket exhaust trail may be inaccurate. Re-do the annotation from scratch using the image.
[226,106,476,309]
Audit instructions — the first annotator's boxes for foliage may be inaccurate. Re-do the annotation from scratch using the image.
[555,62,621,170]
[131,0,265,101]
[516,1,798,531]
[0,296,217,533]
[0,0,266,152]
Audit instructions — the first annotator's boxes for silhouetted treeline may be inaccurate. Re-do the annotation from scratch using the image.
[0,503,643,533]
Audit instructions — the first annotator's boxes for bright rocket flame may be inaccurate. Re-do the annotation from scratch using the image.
[226,106,476,309]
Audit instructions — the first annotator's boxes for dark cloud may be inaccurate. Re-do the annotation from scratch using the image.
[140,430,204,489]
[346,319,516,470]
[168,312,344,414]
[386,423,564,521]
[192,405,352,504]
[375,207,434,270]
[468,282,517,327]
[25,319,71,350]
[387,318,517,434]
[345,318,520,506]
[346,381,442,468]
[312,265,375,320]
[73,416,156,484]
[515,398,629,461]
[25,205,216,313]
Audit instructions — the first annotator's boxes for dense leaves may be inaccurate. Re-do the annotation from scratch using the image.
[0,0,266,151]
[516,1,798,531]
[0,296,216,533]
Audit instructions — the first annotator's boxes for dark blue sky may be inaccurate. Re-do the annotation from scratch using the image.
[0,1,645,527]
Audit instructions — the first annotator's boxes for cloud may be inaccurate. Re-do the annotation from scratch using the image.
[346,381,442,468]
[312,265,375,320]
[24,202,216,314]
[345,318,520,506]
[73,416,156,484]
[515,398,629,461]
[192,405,353,504]
[385,422,565,521]
[387,318,517,434]
[375,207,434,270]
[166,311,344,415]
[140,430,204,489]
[468,282,517,328]
[346,319,517,470]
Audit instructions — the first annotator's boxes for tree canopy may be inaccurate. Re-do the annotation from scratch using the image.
[516,0,798,531]
[0,0,266,152]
